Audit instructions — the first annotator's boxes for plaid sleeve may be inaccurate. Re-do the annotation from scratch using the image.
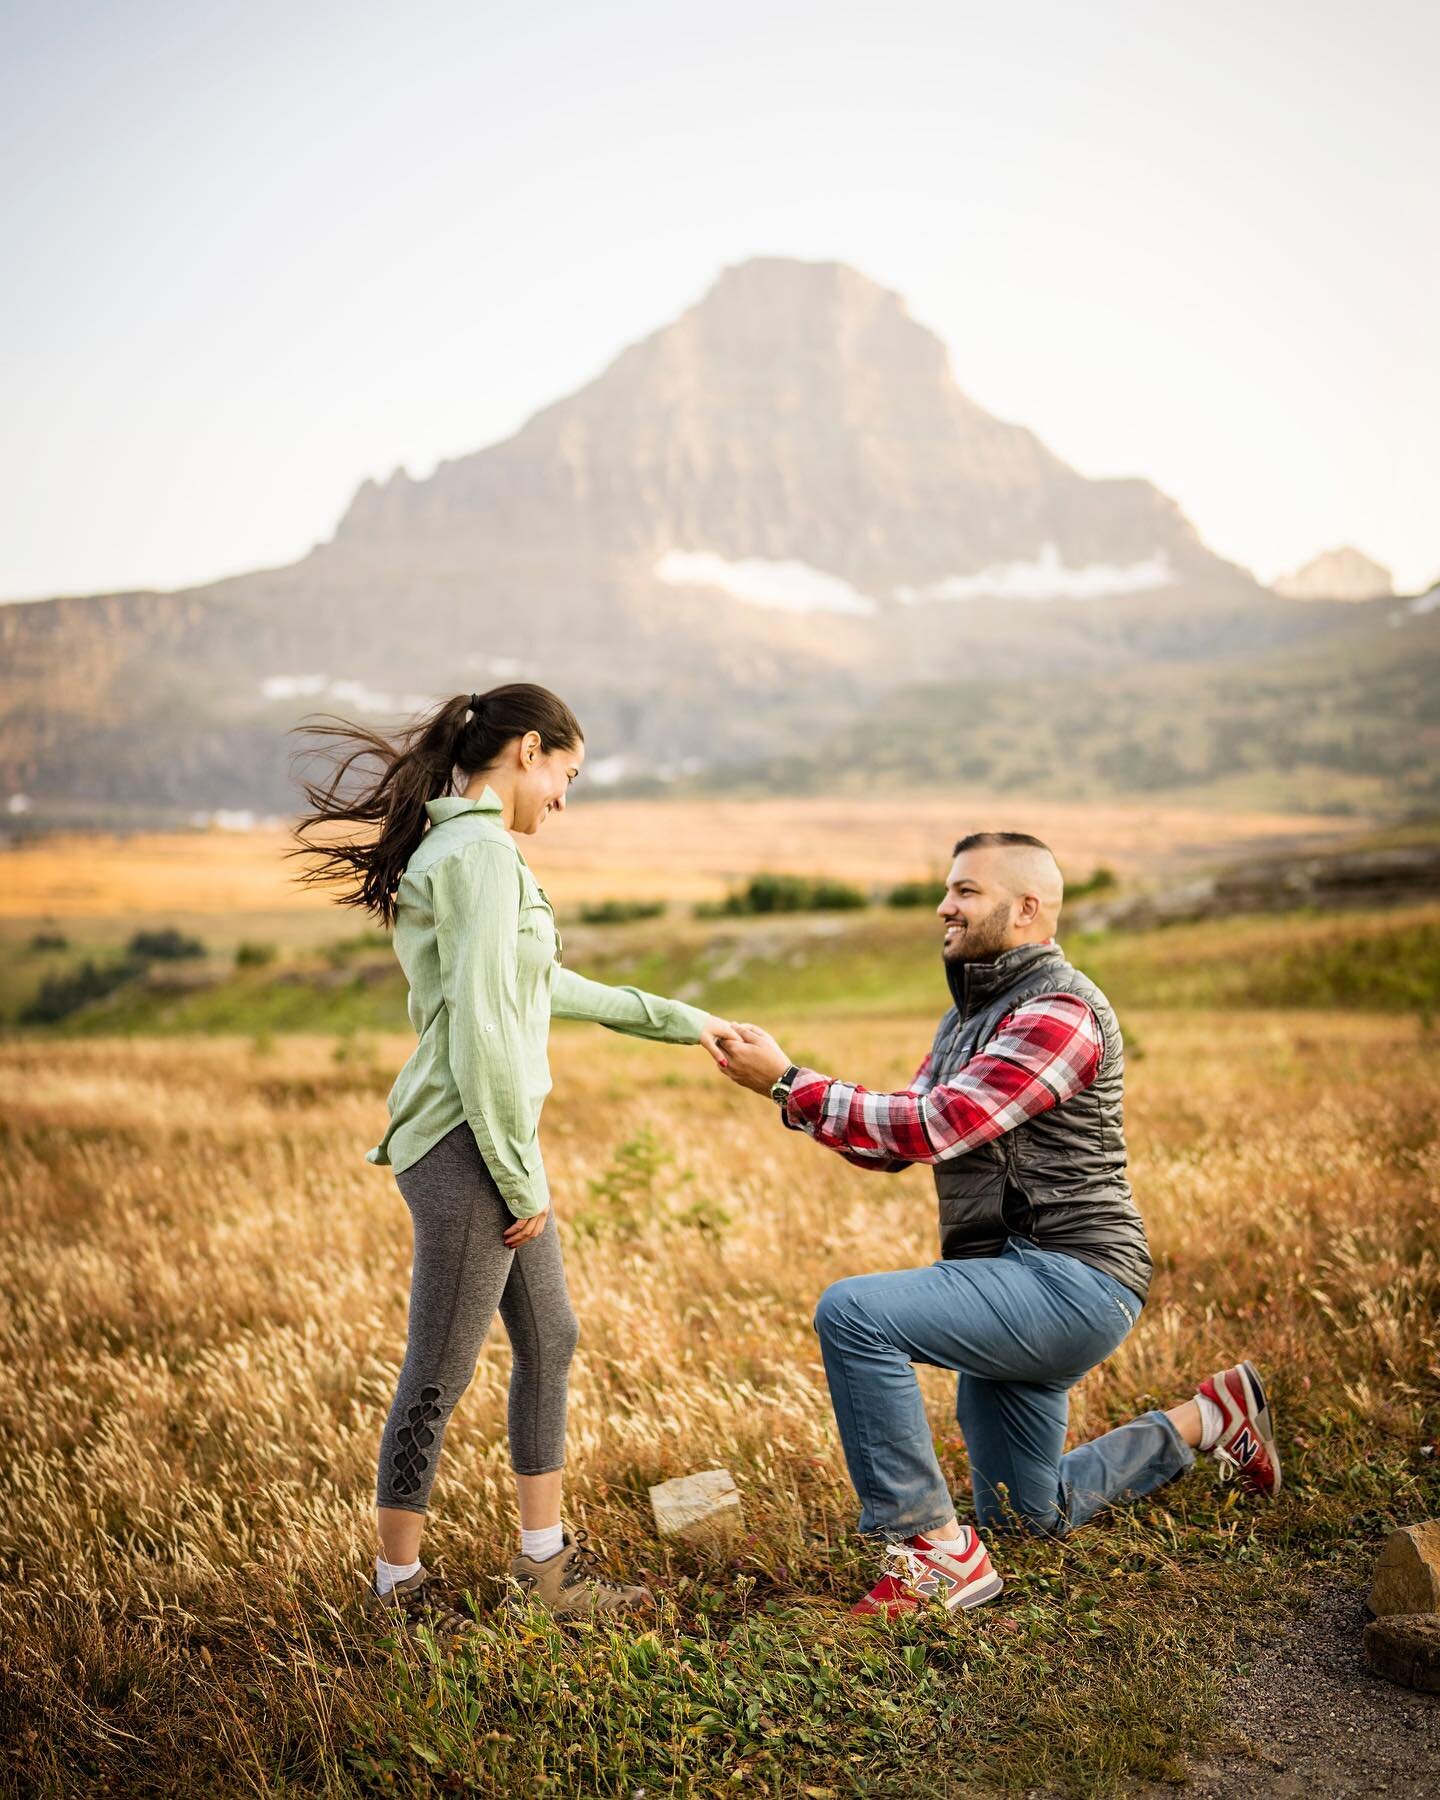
[783,996,1101,1166]
[787,1050,936,1174]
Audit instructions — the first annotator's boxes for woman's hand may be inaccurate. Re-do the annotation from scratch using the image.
[719,1022,792,1095]
[699,1015,741,1069]
[504,1207,550,1248]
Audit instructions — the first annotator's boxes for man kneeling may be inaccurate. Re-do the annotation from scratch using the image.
[719,832,1280,1617]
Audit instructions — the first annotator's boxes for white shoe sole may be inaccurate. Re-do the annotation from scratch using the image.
[1238,1360,1282,1497]
[945,1571,1004,1611]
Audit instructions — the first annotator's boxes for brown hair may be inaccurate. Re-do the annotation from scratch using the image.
[287,684,583,926]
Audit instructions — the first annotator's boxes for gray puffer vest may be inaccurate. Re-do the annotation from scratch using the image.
[928,940,1152,1304]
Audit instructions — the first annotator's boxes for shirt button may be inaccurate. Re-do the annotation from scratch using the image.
[484,1023,496,1032]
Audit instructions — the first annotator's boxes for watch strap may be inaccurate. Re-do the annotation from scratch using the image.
[770,1063,801,1106]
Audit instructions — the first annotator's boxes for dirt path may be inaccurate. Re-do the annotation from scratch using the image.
[1176,1577,1440,1797]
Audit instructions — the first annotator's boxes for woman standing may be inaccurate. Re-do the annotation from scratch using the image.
[291,685,732,1634]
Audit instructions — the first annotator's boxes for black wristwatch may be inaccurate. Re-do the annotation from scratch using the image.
[769,1063,800,1108]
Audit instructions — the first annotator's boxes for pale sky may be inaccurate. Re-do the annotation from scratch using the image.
[2,0,1436,603]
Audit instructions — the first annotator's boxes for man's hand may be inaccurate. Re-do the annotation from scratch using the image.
[718,1022,792,1095]
[698,1015,740,1069]
[504,1206,550,1248]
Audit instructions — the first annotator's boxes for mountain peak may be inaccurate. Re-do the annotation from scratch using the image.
[329,256,1249,609]
[679,254,952,387]
[698,254,904,312]
[1273,547,1393,602]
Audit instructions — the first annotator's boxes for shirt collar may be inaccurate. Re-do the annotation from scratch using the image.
[424,786,505,824]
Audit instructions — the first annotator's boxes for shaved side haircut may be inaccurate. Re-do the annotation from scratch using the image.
[953,831,1055,858]
[952,831,1065,932]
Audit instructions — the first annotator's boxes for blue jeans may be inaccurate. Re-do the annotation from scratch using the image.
[813,1237,1194,1539]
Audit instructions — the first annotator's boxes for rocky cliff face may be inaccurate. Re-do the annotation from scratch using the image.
[0,257,1376,817]
[333,258,1208,592]
[1273,547,1394,602]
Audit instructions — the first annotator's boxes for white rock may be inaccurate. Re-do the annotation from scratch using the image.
[649,1469,744,1545]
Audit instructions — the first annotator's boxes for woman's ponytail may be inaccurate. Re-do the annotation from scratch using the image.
[287,684,582,926]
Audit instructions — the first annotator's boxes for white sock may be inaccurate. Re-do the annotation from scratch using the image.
[1196,1392,1225,1452]
[520,1523,565,1562]
[375,1554,422,1595]
[919,1530,970,1552]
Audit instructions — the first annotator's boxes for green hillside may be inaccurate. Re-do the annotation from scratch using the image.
[688,605,1440,813]
[6,901,1436,1040]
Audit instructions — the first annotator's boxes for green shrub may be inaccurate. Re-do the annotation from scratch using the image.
[1068,866,1119,900]
[235,940,277,968]
[695,872,868,918]
[126,927,206,961]
[569,1129,725,1242]
[324,929,392,967]
[578,899,668,925]
[886,880,943,909]
[20,957,144,1024]
[27,930,69,951]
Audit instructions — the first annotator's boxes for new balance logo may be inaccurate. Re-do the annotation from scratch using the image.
[1231,1426,1259,1466]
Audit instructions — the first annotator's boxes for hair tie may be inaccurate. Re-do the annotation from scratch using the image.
[468,693,482,715]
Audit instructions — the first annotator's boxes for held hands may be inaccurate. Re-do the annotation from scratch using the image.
[698,1015,792,1093]
[713,1021,792,1095]
[698,1015,738,1069]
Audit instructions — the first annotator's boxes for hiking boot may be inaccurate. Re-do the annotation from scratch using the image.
[1198,1359,1282,1498]
[852,1528,1004,1619]
[365,1564,477,1642]
[507,1528,653,1618]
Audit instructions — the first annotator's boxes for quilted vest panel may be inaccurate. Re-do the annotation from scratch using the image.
[928,941,1152,1303]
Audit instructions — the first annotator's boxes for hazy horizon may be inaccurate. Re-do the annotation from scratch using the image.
[3,0,1436,604]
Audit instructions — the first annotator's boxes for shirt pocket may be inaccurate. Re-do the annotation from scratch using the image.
[516,881,559,975]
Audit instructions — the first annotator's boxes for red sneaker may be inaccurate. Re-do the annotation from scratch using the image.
[1198,1360,1282,1498]
[852,1528,1004,1618]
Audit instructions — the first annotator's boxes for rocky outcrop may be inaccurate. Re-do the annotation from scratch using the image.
[1081,845,1440,931]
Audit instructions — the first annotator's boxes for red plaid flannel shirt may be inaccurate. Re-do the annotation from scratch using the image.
[783,991,1102,1170]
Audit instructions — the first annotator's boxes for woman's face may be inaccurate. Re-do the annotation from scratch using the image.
[513,735,585,834]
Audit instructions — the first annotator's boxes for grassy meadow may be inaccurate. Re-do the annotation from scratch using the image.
[1,809,1438,1796]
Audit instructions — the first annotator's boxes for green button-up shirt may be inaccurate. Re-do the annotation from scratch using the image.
[365,789,707,1216]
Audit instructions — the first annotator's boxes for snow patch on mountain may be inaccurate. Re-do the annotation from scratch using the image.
[260,675,436,712]
[896,543,1174,604]
[655,551,879,616]
[1389,587,1440,626]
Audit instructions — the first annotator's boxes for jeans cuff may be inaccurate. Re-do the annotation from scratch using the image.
[859,1510,959,1544]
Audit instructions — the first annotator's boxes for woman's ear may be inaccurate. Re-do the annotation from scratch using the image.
[520,730,542,766]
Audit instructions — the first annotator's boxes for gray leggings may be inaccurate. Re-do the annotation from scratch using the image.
[376,1123,579,1514]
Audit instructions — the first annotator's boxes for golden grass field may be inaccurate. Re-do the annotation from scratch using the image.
[0,791,1376,924]
[3,998,1437,1795]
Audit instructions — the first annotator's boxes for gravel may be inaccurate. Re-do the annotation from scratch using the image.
[1167,1576,1440,1798]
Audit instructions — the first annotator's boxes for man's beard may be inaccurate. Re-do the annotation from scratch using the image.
[942,898,1014,964]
